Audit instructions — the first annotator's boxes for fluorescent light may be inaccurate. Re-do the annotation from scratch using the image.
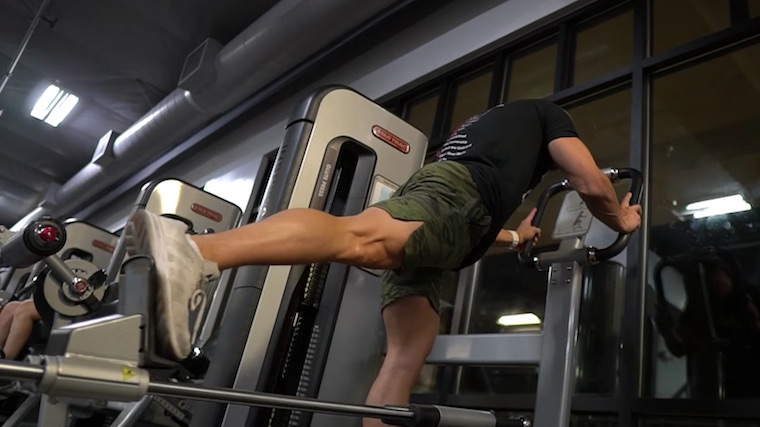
[30,84,79,127]
[684,194,752,219]
[30,85,60,119]
[692,201,751,218]
[497,313,541,327]
[686,194,745,211]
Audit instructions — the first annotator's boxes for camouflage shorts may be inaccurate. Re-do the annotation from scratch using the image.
[370,161,492,314]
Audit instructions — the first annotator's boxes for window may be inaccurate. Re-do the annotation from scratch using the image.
[751,0,760,18]
[643,417,760,426]
[403,91,440,139]
[457,87,632,395]
[506,41,558,101]
[448,68,494,132]
[651,0,731,55]
[645,42,760,400]
[573,10,635,85]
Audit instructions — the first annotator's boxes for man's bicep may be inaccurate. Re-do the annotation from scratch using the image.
[547,137,601,179]
[544,103,579,141]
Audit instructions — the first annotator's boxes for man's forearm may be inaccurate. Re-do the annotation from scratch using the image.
[486,229,521,256]
[572,172,624,232]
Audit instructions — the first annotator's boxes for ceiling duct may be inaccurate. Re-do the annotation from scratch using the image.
[36,0,399,223]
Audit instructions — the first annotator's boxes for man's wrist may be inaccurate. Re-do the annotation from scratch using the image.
[507,230,520,250]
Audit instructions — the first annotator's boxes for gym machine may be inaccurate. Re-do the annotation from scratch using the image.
[29,221,119,327]
[0,179,242,426]
[192,85,431,427]
[104,178,244,350]
[426,168,643,427]
[0,220,118,423]
[0,217,109,320]
[0,349,518,427]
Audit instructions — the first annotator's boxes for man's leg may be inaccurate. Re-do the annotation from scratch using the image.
[125,206,422,360]
[190,207,421,270]
[4,301,39,360]
[364,296,439,427]
[0,302,19,358]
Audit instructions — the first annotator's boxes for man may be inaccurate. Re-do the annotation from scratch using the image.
[124,99,641,426]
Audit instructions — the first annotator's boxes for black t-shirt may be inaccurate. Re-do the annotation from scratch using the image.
[436,99,579,268]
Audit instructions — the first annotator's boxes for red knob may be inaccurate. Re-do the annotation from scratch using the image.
[38,226,58,242]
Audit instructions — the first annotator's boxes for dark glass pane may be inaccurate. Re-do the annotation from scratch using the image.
[651,0,731,55]
[404,92,440,139]
[460,87,632,395]
[448,69,494,132]
[571,414,618,427]
[646,43,760,400]
[506,42,557,101]
[573,10,635,85]
[751,0,760,18]
[643,417,760,426]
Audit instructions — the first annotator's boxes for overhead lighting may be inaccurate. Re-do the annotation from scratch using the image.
[686,194,752,219]
[497,313,541,327]
[30,84,79,127]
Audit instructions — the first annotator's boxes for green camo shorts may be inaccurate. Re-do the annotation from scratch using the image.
[370,161,492,314]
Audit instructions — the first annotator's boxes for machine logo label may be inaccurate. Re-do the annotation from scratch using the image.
[191,203,223,222]
[372,126,410,154]
[92,240,115,253]
[317,163,332,199]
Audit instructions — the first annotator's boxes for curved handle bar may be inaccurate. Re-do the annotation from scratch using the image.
[518,167,644,270]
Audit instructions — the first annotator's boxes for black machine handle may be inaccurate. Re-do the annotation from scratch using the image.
[518,167,643,270]
[0,217,67,269]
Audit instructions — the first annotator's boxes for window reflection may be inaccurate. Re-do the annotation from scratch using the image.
[404,91,440,139]
[646,42,760,399]
[651,0,730,55]
[506,41,558,101]
[643,417,760,427]
[751,0,760,18]
[573,9,635,85]
[448,68,494,133]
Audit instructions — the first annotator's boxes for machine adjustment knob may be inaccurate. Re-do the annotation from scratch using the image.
[37,226,58,243]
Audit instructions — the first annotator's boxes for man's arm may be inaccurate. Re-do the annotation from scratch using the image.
[486,208,541,256]
[486,229,522,256]
[548,137,639,233]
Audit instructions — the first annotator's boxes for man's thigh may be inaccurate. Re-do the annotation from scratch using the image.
[371,161,491,274]
[381,267,444,315]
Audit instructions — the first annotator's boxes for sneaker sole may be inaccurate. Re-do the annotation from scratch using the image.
[125,210,188,361]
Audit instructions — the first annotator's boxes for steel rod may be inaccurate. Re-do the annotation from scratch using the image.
[45,255,78,286]
[0,361,45,382]
[148,382,413,421]
[0,0,53,95]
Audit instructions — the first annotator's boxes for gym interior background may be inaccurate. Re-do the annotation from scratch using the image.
[1,0,759,426]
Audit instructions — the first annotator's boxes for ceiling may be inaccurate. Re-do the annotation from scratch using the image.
[0,0,281,226]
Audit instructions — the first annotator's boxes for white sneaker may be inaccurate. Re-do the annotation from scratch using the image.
[124,210,220,361]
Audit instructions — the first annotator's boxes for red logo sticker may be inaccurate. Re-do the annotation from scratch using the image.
[372,126,410,154]
[191,203,223,223]
[92,240,115,253]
